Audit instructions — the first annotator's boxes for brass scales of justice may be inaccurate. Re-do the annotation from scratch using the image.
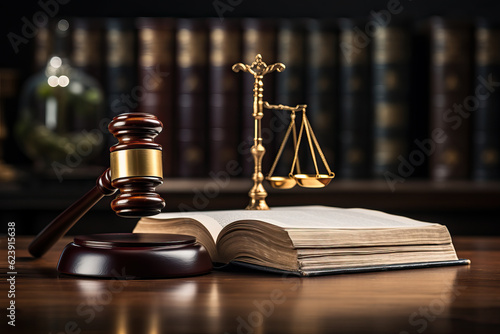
[233,54,335,210]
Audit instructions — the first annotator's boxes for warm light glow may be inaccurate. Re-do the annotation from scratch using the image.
[58,19,69,32]
[49,56,62,68]
[47,75,58,87]
[58,75,70,87]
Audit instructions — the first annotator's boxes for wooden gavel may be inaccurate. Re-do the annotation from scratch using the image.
[28,112,166,258]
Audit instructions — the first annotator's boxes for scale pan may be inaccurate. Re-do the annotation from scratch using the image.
[294,174,334,188]
[266,176,296,189]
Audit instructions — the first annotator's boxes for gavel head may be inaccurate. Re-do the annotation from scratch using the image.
[108,112,166,217]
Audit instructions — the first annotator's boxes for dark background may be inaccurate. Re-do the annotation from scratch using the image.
[3,0,500,66]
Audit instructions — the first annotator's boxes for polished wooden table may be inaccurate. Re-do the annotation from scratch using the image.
[1,237,500,333]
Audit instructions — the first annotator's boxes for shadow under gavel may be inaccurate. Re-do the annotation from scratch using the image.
[28,112,166,258]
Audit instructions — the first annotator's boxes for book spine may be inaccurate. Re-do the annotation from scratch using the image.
[274,19,306,176]
[407,20,431,179]
[208,19,242,175]
[306,19,337,174]
[176,19,208,177]
[372,23,411,178]
[70,17,107,165]
[136,18,175,177]
[105,18,136,148]
[33,22,52,71]
[338,19,371,179]
[429,17,473,181]
[71,18,104,84]
[473,19,500,180]
[241,19,277,177]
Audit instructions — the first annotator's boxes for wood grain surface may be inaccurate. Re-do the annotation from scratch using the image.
[1,236,499,333]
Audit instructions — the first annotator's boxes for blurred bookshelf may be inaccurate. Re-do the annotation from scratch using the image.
[1,0,500,236]
[1,178,499,235]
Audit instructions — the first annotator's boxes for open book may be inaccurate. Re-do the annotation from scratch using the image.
[133,206,469,276]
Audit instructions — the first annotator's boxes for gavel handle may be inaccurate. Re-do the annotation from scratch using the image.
[28,169,117,258]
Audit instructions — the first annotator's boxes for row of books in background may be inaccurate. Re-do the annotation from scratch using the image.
[30,17,500,181]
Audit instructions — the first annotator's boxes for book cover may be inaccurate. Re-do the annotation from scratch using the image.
[338,18,372,179]
[105,18,136,148]
[429,17,473,181]
[176,18,209,177]
[208,19,241,175]
[33,22,52,71]
[473,18,500,180]
[273,19,306,176]
[136,17,175,177]
[305,19,338,174]
[372,21,411,179]
[71,18,104,85]
[241,18,277,177]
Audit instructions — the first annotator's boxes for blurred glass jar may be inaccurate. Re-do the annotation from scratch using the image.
[16,19,104,171]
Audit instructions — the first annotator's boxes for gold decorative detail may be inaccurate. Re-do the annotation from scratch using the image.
[243,30,274,64]
[110,149,162,181]
[177,30,207,68]
[384,70,398,89]
[348,149,364,164]
[340,30,368,65]
[375,139,405,165]
[185,146,204,164]
[476,28,500,66]
[309,31,336,67]
[264,103,335,189]
[442,149,460,165]
[278,30,304,65]
[375,102,407,128]
[139,29,172,67]
[181,74,200,92]
[73,29,101,66]
[373,27,409,64]
[233,54,335,209]
[433,29,467,65]
[232,54,285,210]
[107,29,134,67]
[445,74,459,91]
[34,27,52,69]
[481,149,498,164]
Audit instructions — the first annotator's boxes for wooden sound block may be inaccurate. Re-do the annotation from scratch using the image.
[57,233,213,278]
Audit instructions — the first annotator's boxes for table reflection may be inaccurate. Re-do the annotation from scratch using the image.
[19,265,467,334]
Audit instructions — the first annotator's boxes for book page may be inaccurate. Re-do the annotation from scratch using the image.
[150,206,437,233]
[271,206,438,228]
